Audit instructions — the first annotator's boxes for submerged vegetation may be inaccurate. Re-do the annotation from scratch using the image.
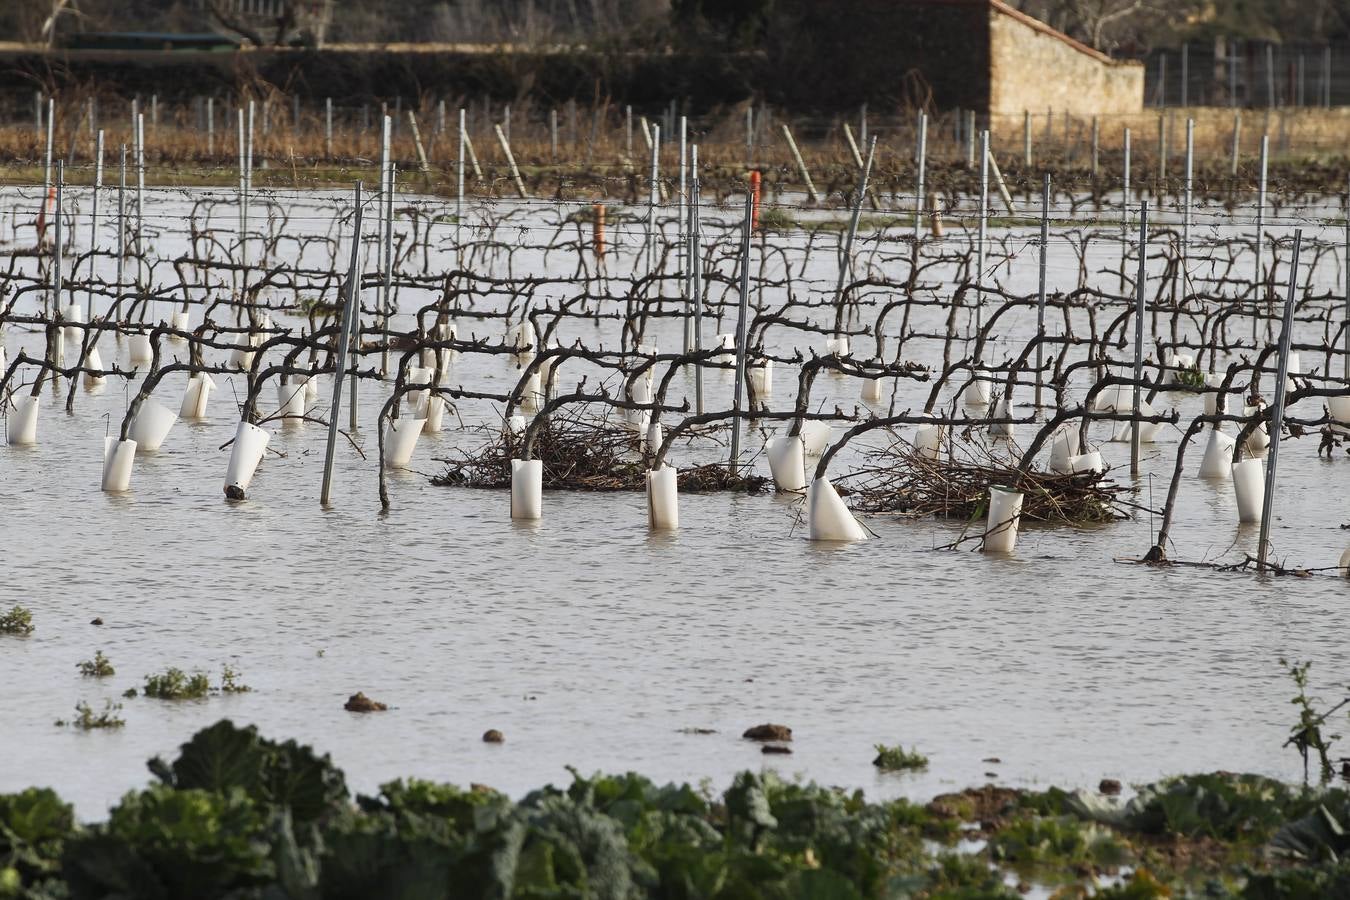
[219,664,252,694]
[141,668,212,701]
[75,652,114,678]
[54,700,125,730]
[5,719,1350,898]
[0,605,34,636]
[872,743,930,772]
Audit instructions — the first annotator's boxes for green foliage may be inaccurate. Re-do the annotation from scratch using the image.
[873,744,930,772]
[219,664,251,694]
[0,788,75,890]
[14,720,1350,899]
[1240,858,1350,899]
[1019,786,1077,817]
[0,606,34,636]
[906,851,1017,898]
[76,651,114,678]
[1281,658,1348,783]
[1129,774,1337,842]
[64,786,276,899]
[886,796,958,842]
[1270,796,1350,863]
[360,778,508,834]
[57,700,125,730]
[989,815,1128,868]
[1176,365,1206,389]
[149,719,348,824]
[141,668,210,700]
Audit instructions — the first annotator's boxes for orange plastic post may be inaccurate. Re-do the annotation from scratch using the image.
[748,170,762,231]
[593,202,606,258]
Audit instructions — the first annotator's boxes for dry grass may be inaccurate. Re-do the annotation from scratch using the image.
[4,95,1340,200]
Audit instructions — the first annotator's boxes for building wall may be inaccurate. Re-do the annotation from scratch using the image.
[987,3,1143,116]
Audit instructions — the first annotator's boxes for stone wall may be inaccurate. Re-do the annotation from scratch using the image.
[987,0,1143,116]
[985,106,1350,161]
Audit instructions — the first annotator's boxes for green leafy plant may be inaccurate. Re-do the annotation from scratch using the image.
[77,651,115,678]
[0,787,75,891]
[989,814,1128,869]
[148,719,348,824]
[909,851,1016,897]
[873,743,930,772]
[1270,798,1350,864]
[15,719,1350,898]
[142,668,210,700]
[1176,364,1206,389]
[0,605,34,635]
[1241,858,1350,898]
[63,785,276,899]
[220,664,251,693]
[56,700,125,730]
[1282,658,1348,783]
[1065,772,1335,844]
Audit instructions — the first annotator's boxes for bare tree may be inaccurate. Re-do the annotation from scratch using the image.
[206,0,266,46]
[1011,0,1165,50]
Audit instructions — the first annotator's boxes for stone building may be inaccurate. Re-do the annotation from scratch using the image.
[767,0,1144,116]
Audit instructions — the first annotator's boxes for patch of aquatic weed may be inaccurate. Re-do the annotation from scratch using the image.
[55,700,126,730]
[141,668,211,700]
[0,605,35,635]
[873,743,930,772]
[76,651,115,678]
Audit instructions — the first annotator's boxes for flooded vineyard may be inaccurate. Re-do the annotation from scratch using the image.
[1,123,1348,834]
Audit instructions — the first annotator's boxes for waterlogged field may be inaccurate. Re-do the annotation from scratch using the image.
[0,180,1347,857]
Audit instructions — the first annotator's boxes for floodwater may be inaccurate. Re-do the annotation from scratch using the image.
[1,185,1346,819]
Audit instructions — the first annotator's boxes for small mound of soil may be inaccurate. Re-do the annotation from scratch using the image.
[344,692,387,712]
[927,785,1023,829]
[743,723,792,742]
[482,729,504,743]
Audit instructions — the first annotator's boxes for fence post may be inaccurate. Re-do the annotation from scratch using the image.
[321,181,364,506]
[1257,229,1303,570]
[1131,201,1149,476]
[1023,109,1031,166]
[1035,174,1049,411]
